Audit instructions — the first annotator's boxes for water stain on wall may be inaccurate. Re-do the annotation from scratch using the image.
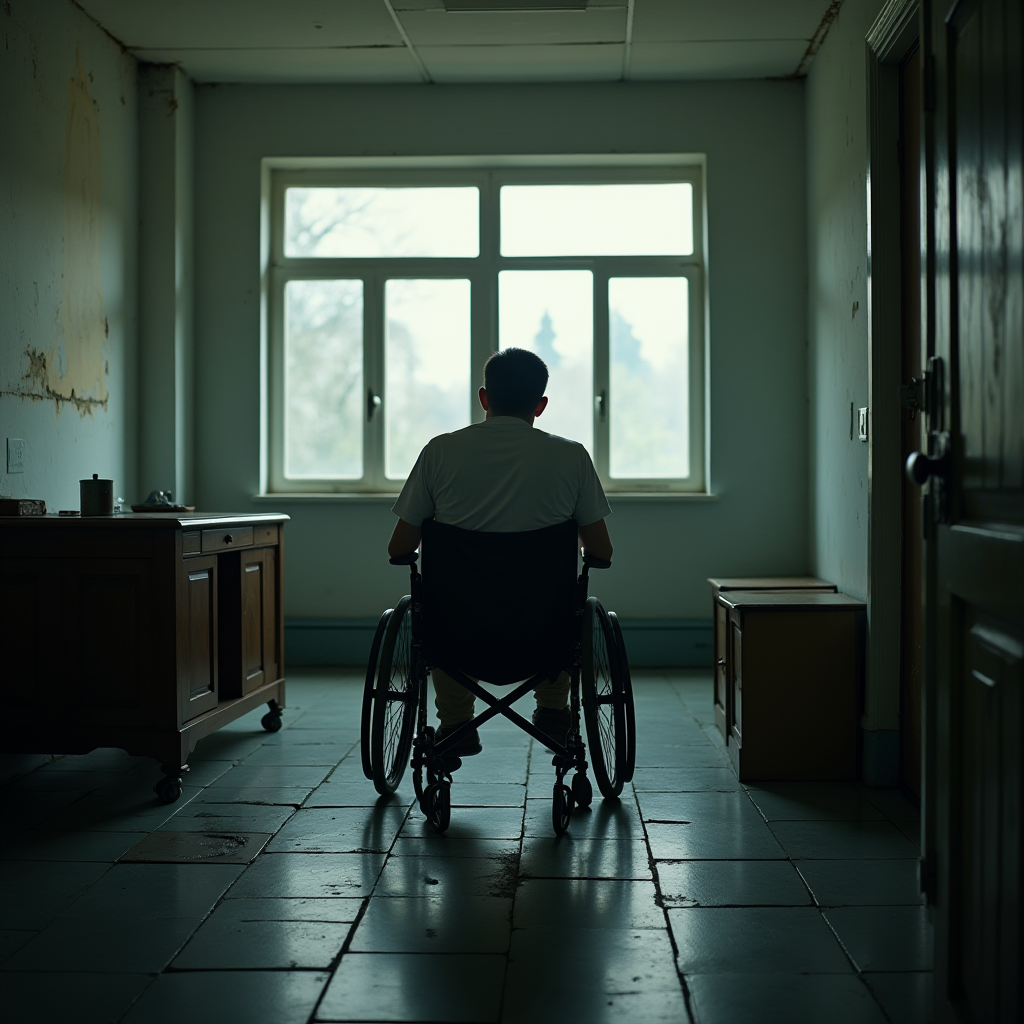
[5,48,109,415]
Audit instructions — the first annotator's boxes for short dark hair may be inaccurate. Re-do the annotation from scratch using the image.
[483,348,549,418]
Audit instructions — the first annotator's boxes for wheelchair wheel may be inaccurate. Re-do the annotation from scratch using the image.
[423,780,451,833]
[361,609,392,781]
[571,772,593,809]
[608,611,636,783]
[581,597,627,799]
[370,596,417,795]
[552,783,574,835]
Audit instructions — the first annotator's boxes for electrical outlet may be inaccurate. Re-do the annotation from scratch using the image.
[7,438,26,474]
[858,407,869,442]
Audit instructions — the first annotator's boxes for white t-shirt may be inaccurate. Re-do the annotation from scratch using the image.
[393,417,611,533]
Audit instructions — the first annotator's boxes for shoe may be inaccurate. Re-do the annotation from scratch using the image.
[533,707,572,752]
[435,723,482,757]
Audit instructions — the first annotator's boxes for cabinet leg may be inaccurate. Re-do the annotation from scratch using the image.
[261,700,283,733]
[154,763,189,804]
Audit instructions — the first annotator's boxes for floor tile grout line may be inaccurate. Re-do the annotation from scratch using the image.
[632,781,698,1024]
[305,765,419,1024]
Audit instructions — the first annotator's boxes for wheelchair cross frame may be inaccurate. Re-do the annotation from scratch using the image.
[392,550,610,833]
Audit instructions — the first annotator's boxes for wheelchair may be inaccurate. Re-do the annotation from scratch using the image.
[361,518,636,835]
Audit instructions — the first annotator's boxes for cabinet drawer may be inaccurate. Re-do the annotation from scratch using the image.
[254,524,278,547]
[202,526,254,553]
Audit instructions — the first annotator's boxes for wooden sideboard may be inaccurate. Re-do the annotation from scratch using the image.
[715,589,865,781]
[0,512,288,801]
[708,577,838,742]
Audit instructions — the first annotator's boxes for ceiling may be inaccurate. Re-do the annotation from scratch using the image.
[77,0,842,85]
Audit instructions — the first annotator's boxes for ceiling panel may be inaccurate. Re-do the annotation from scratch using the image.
[134,47,423,85]
[77,0,400,49]
[631,0,830,43]
[420,43,623,83]
[396,8,626,45]
[629,39,807,80]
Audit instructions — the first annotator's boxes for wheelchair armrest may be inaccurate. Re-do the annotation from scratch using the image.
[583,555,612,570]
[389,552,419,566]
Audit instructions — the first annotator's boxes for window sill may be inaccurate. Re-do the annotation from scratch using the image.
[253,491,719,503]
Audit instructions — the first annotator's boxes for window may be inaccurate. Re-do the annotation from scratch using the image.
[266,164,705,494]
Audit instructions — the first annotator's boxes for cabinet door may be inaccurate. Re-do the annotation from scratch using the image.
[0,559,60,710]
[714,600,728,738]
[240,547,279,695]
[729,618,743,744]
[63,559,158,726]
[178,556,219,723]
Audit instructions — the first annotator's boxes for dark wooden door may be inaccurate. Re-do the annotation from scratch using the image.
[240,547,279,695]
[178,555,219,723]
[899,43,924,799]
[925,1,1023,1020]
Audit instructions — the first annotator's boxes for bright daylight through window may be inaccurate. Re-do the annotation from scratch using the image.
[267,167,705,494]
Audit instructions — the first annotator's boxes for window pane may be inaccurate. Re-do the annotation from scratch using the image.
[498,270,593,453]
[500,183,693,256]
[285,187,479,258]
[385,279,471,480]
[285,280,363,479]
[609,277,689,479]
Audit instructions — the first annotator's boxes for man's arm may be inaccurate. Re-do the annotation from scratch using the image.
[578,519,613,561]
[388,519,422,558]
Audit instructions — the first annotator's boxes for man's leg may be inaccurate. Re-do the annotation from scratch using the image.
[431,668,482,756]
[533,671,571,749]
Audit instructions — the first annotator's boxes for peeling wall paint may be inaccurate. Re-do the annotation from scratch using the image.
[1,1,137,508]
[54,50,108,408]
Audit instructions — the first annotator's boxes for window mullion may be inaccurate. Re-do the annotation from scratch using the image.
[473,174,500,422]
[365,271,384,490]
[593,268,610,481]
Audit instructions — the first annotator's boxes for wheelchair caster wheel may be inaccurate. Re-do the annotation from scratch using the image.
[552,783,574,835]
[261,711,283,732]
[154,777,182,804]
[571,773,593,809]
[423,780,451,833]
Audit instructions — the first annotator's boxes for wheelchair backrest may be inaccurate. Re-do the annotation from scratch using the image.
[420,518,578,686]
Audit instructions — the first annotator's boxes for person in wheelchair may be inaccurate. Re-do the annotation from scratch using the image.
[387,347,614,759]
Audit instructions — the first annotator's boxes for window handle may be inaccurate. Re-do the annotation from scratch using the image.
[596,389,608,420]
[367,389,382,421]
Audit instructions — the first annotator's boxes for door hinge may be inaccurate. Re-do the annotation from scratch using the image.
[899,375,925,420]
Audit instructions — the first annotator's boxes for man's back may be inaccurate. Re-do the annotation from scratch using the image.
[393,415,609,533]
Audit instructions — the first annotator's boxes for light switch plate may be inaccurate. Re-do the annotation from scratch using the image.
[7,438,26,473]
[858,408,869,442]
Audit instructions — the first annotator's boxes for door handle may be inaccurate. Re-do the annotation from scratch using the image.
[905,448,947,485]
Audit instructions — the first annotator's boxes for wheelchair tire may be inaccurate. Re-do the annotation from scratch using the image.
[361,608,392,781]
[581,597,627,799]
[571,772,593,809]
[552,783,574,835]
[608,611,637,783]
[423,780,451,833]
[370,596,417,795]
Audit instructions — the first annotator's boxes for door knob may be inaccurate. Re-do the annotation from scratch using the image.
[905,449,947,485]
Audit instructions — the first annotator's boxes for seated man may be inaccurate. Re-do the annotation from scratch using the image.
[388,347,613,757]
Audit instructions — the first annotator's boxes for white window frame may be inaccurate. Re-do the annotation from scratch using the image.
[264,159,707,495]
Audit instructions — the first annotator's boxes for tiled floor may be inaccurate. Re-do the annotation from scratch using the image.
[0,671,933,1024]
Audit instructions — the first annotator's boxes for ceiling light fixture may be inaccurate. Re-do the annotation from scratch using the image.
[442,1,589,11]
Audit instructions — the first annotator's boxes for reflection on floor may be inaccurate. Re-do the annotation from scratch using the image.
[0,671,932,1024]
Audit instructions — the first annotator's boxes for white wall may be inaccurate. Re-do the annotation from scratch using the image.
[192,80,808,622]
[806,0,888,601]
[0,0,138,512]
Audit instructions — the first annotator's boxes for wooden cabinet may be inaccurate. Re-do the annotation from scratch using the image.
[717,590,865,781]
[708,577,837,740]
[0,513,287,799]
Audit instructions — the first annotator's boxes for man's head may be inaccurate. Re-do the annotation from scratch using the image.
[481,348,549,421]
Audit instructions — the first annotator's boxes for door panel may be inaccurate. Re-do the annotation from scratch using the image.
[179,556,218,722]
[926,1,1024,1020]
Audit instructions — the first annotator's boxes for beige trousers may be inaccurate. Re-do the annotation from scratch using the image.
[432,669,570,727]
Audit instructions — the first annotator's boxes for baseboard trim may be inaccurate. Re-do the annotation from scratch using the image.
[284,616,713,669]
